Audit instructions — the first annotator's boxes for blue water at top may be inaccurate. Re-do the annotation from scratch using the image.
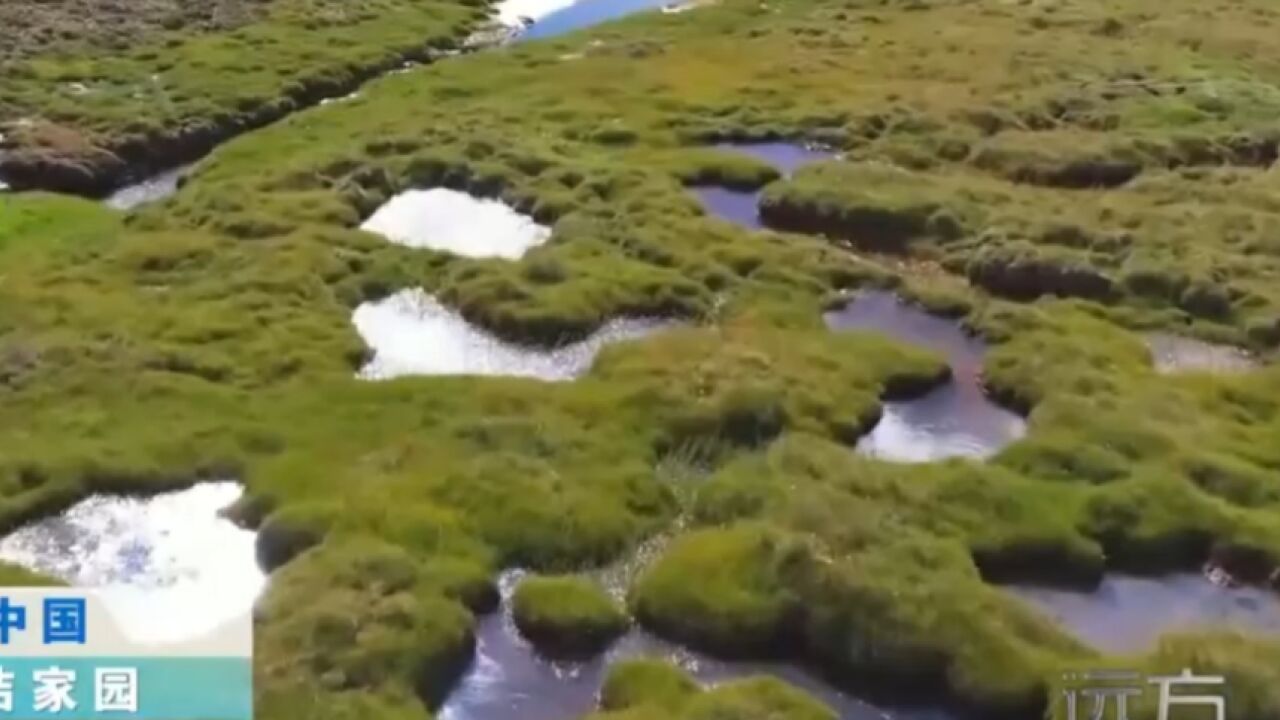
[520,0,673,40]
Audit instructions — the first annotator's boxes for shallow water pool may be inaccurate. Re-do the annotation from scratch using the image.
[361,189,552,259]
[353,288,670,381]
[0,481,265,644]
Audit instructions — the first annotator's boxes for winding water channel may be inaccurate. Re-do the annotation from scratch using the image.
[440,571,950,720]
[825,291,1027,462]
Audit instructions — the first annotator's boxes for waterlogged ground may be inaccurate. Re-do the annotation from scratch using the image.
[5,0,1280,720]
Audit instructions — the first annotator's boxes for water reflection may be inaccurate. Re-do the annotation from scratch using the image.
[1009,574,1280,653]
[361,189,551,259]
[824,291,1026,462]
[0,482,265,644]
[353,288,670,381]
[440,571,947,720]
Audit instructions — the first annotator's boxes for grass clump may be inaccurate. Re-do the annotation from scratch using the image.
[511,574,628,659]
[631,524,806,657]
[590,661,834,720]
[255,536,477,719]
[598,659,699,712]
[759,162,964,253]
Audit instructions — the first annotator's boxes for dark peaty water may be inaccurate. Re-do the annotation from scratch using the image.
[1009,573,1280,654]
[823,291,1026,462]
[439,571,950,720]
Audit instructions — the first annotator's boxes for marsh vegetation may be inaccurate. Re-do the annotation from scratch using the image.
[3,0,1280,718]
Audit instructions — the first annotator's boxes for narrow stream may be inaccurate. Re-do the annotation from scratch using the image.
[0,481,265,644]
[824,291,1026,462]
[440,570,950,720]
[98,0,679,209]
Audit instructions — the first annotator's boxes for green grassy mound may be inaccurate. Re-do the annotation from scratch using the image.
[511,575,629,658]
[590,660,834,720]
[255,537,479,720]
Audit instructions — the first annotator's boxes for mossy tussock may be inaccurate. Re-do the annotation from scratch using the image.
[590,660,835,720]
[511,574,629,658]
[254,537,483,720]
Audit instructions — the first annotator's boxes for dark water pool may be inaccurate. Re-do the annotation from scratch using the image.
[440,571,950,720]
[824,291,1026,462]
[692,142,836,229]
[1009,573,1280,654]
